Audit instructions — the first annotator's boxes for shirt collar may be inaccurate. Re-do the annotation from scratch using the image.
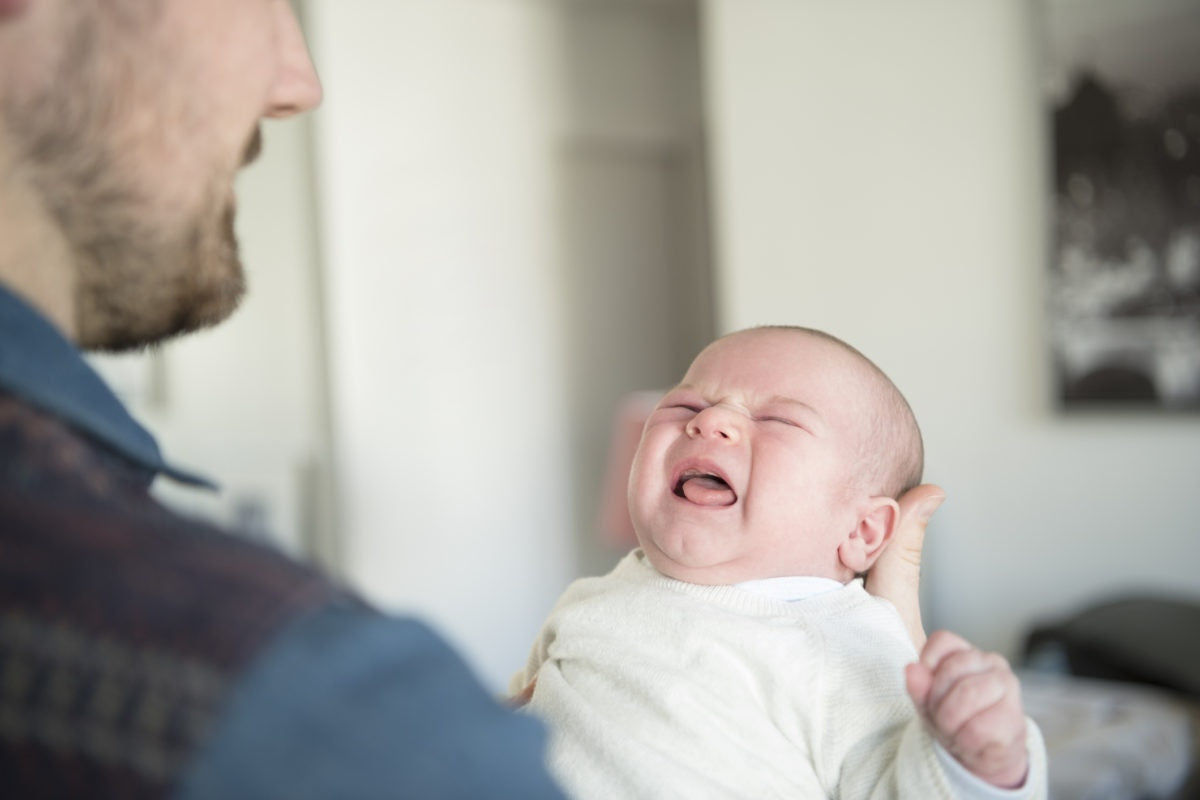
[0,285,216,489]
[735,575,845,602]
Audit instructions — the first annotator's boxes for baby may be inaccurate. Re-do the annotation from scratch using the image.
[513,326,1046,799]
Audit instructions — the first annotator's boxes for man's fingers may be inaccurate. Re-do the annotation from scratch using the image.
[894,484,946,566]
[865,484,945,650]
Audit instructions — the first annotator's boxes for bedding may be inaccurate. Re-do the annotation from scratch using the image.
[1021,594,1200,799]
[1020,671,1196,799]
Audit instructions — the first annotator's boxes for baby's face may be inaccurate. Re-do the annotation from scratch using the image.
[628,328,876,585]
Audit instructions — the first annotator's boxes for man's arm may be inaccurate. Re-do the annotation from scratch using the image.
[176,603,566,799]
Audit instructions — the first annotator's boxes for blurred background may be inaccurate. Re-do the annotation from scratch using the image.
[88,0,1199,716]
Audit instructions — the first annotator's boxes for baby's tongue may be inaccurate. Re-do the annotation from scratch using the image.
[681,475,736,507]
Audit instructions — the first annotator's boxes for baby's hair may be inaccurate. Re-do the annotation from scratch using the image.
[741,325,924,499]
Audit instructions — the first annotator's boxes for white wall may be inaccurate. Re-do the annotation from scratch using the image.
[305,0,712,690]
[701,0,1200,657]
[306,1,576,689]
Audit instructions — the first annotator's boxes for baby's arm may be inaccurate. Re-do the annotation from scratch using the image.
[904,630,1029,789]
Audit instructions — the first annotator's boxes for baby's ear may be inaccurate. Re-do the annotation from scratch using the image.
[838,496,900,573]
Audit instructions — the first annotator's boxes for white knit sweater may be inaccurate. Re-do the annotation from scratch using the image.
[513,550,1047,799]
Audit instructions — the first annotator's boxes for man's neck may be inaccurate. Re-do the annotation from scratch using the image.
[0,149,77,340]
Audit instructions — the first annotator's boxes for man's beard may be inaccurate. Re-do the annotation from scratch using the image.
[67,166,250,352]
[68,134,259,353]
[5,11,256,352]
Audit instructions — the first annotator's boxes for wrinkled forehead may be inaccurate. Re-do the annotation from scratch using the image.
[684,328,870,395]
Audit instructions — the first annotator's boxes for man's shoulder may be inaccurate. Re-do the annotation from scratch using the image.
[0,439,345,671]
[2,390,330,584]
[178,604,566,799]
[0,392,363,797]
[0,390,350,679]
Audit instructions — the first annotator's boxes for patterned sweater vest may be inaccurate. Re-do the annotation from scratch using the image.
[0,393,348,798]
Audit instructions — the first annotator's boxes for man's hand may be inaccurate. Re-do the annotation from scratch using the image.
[864,484,944,649]
[905,630,1029,789]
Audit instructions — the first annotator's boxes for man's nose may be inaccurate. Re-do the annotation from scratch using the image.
[265,1,323,119]
[685,406,742,443]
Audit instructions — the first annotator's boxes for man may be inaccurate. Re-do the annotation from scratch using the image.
[0,0,942,797]
[0,2,569,796]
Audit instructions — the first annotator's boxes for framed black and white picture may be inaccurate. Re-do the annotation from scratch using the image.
[1044,0,1200,409]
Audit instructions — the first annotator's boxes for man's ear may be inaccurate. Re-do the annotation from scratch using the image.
[838,496,900,574]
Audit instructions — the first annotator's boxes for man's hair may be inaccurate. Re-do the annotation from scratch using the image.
[751,325,924,499]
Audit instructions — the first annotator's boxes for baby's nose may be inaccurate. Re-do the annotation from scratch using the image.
[686,406,742,442]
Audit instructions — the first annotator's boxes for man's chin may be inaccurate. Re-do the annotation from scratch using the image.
[82,194,247,351]
[80,280,245,352]
[77,244,246,352]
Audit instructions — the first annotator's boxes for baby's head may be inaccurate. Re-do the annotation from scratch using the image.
[627,326,923,586]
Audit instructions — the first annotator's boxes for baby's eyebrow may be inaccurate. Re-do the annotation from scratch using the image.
[766,395,815,411]
[764,395,828,429]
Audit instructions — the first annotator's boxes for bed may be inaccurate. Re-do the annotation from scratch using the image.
[1019,594,1200,799]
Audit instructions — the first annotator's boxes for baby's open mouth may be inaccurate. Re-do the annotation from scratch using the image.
[674,469,737,507]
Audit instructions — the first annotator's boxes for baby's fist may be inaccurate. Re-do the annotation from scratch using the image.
[905,630,1029,789]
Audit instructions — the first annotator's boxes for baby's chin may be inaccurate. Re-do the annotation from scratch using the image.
[638,536,855,586]
[638,543,753,586]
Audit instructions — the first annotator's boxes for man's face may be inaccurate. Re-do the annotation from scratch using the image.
[6,0,320,350]
[627,329,876,585]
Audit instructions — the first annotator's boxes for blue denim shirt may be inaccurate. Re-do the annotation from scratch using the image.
[0,285,213,488]
[0,285,565,799]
